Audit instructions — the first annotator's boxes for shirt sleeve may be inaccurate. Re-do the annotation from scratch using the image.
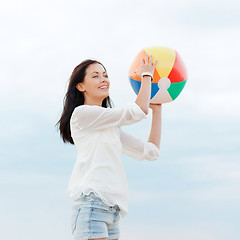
[71,102,147,131]
[118,127,160,161]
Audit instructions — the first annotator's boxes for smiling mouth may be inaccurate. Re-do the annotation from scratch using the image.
[99,86,108,90]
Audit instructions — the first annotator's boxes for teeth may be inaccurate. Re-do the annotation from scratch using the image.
[100,86,107,89]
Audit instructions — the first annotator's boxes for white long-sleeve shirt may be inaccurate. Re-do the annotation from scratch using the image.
[68,102,160,218]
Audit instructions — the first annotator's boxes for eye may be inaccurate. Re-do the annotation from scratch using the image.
[104,75,108,78]
[93,75,98,78]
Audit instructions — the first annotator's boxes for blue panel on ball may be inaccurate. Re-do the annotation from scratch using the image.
[129,78,159,99]
[151,83,159,99]
[129,77,140,95]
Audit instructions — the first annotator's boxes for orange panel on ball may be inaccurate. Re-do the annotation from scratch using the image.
[128,49,147,82]
[152,68,161,83]
[129,49,161,83]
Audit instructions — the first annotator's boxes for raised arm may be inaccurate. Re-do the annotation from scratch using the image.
[148,103,162,148]
[118,127,160,161]
[134,53,158,115]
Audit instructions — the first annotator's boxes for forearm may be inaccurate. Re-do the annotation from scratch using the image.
[148,106,162,148]
[135,76,152,115]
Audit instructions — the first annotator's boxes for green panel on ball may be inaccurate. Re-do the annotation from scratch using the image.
[167,80,187,100]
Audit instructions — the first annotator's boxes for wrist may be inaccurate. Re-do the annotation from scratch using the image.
[142,75,152,81]
[151,104,162,112]
[141,72,153,81]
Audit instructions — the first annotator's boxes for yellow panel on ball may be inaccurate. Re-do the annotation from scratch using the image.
[144,46,176,80]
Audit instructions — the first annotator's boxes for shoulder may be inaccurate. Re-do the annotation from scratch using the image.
[73,105,102,114]
[71,105,111,122]
[72,103,143,119]
[74,104,100,111]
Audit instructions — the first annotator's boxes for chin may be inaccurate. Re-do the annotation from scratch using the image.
[103,93,109,98]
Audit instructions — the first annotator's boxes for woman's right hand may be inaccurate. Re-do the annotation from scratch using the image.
[134,53,158,78]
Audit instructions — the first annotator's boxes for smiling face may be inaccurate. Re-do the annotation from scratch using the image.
[76,63,110,106]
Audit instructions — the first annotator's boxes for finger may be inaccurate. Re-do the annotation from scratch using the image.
[153,59,158,68]
[134,70,141,78]
[149,54,152,65]
[145,53,148,64]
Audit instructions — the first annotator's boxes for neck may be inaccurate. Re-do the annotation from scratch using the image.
[84,97,103,106]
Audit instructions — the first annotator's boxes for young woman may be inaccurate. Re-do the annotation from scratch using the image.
[56,53,162,240]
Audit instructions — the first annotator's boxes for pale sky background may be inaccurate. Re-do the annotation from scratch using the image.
[0,0,240,239]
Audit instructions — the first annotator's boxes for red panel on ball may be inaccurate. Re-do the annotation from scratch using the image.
[168,51,187,83]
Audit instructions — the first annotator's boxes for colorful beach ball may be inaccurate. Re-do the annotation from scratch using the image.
[129,46,188,104]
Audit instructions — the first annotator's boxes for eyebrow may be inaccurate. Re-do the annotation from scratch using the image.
[91,71,107,75]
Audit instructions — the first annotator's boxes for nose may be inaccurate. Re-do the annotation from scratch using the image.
[100,76,107,82]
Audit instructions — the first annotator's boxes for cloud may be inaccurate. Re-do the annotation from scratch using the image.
[174,153,240,182]
[120,223,227,240]
[175,0,240,29]
[120,218,239,240]
[1,0,239,124]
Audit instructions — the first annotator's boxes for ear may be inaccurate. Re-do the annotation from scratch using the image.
[76,83,85,92]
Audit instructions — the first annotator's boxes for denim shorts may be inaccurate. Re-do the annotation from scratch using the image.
[71,192,121,240]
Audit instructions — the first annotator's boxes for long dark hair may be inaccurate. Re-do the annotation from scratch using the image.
[55,59,113,144]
